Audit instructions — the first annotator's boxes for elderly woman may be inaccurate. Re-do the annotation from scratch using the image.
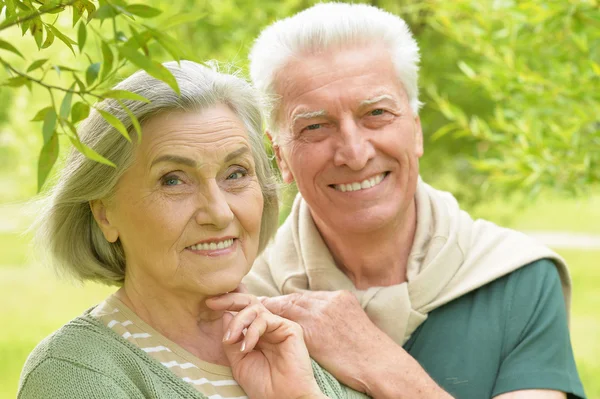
[18,61,367,399]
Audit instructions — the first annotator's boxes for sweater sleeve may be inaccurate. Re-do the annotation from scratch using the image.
[18,357,139,399]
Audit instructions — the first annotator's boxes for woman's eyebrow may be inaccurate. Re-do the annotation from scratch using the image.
[151,147,249,168]
[224,147,250,162]
[151,154,197,168]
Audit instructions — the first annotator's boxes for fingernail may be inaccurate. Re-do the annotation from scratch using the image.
[223,330,231,342]
[240,341,246,352]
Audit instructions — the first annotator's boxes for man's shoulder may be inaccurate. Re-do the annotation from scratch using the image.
[451,258,561,311]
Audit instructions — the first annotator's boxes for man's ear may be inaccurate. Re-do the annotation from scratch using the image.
[90,200,119,243]
[267,130,294,184]
[413,115,424,158]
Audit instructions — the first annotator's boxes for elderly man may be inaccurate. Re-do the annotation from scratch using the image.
[243,3,585,399]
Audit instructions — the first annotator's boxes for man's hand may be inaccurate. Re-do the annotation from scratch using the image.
[260,290,452,399]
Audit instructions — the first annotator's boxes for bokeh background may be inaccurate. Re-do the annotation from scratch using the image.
[1,1,598,398]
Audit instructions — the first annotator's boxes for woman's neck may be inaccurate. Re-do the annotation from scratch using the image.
[115,283,229,365]
[314,200,417,290]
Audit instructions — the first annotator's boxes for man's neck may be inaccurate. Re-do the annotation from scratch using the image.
[314,200,417,290]
[114,282,229,365]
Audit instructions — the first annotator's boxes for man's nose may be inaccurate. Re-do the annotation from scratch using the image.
[333,120,375,170]
[195,181,234,229]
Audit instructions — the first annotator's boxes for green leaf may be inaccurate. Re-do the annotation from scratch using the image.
[98,109,131,142]
[0,38,24,58]
[31,19,43,49]
[92,4,118,20]
[42,108,57,144]
[78,21,87,52]
[59,85,75,120]
[118,45,180,95]
[71,101,90,123]
[101,89,150,103]
[46,24,76,55]
[26,58,49,72]
[41,27,55,48]
[69,136,116,167]
[85,62,101,85]
[73,74,86,92]
[125,4,162,18]
[72,2,83,27]
[151,31,183,62]
[38,133,59,192]
[3,76,24,87]
[157,12,207,30]
[119,100,142,140]
[100,41,114,81]
[457,61,477,79]
[31,106,53,122]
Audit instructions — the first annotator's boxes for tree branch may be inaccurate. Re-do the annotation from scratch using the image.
[0,58,104,100]
[0,0,78,31]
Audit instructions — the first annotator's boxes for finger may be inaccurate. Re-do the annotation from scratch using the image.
[205,293,260,312]
[224,304,264,344]
[240,314,268,352]
[221,312,246,366]
[260,293,305,318]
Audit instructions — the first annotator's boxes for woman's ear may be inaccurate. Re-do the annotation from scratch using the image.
[90,200,119,243]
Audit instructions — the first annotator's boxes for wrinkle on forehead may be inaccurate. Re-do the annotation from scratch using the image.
[134,107,252,168]
[277,46,408,125]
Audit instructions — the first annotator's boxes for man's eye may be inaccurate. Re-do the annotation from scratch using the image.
[306,123,322,131]
[370,109,385,116]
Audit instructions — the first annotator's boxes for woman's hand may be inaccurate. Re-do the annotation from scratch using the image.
[205,293,326,399]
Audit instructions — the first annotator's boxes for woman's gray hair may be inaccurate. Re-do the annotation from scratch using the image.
[34,60,279,286]
[249,2,421,138]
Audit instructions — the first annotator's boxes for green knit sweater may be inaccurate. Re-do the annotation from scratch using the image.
[18,311,368,398]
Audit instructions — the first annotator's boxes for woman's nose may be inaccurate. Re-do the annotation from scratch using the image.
[195,181,234,229]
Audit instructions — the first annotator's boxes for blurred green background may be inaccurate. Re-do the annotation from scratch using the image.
[1,0,598,398]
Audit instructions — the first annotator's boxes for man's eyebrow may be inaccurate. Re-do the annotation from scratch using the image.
[224,147,250,162]
[292,110,327,126]
[151,154,197,168]
[359,94,398,108]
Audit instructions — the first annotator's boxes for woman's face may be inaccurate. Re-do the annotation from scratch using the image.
[95,104,264,297]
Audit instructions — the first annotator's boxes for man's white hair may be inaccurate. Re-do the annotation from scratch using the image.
[249,2,422,135]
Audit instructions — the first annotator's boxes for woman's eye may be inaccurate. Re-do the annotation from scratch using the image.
[370,109,385,116]
[227,169,247,180]
[161,175,182,186]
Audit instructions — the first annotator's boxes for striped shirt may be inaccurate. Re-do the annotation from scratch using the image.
[91,295,248,399]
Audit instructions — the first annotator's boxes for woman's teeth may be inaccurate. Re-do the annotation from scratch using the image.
[188,238,234,251]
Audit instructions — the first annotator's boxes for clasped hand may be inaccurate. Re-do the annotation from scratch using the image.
[205,292,326,399]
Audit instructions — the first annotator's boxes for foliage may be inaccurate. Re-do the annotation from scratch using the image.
[416,0,600,200]
[0,0,598,203]
[0,0,206,190]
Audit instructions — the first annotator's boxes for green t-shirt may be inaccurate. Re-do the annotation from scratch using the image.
[403,259,586,398]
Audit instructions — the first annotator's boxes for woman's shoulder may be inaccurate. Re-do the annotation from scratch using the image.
[20,312,119,375]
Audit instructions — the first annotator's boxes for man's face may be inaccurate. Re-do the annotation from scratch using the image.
[273,45,423,234]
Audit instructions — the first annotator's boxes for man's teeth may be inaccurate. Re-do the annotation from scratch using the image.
[334,173,385,192]
[189,239,234,251]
